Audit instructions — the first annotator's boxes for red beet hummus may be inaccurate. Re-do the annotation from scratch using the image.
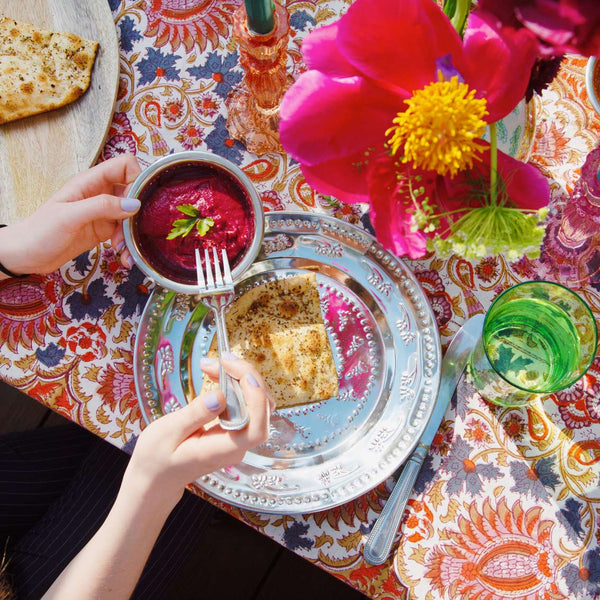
[134,162,256,285]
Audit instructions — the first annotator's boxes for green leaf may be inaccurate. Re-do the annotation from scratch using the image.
[167,227,186,240]
[196,217,214,236]
[166,212,214,240]
[177,204,201,217]
[166,218,194,240]
[182,219,197,237]
[171,218,193,229]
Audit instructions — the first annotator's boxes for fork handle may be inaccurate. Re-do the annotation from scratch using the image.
[214,306,249,430]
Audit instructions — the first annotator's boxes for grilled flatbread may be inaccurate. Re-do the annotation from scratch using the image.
[0,16,98,124]
[202,272,339,408]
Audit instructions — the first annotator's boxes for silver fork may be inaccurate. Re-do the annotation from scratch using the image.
[195,247,249,430]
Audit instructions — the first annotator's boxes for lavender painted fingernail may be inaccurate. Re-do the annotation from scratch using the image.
[116,241,126,253]
[203,392,221,412]
[124,255,133,269]
[246,373,259,388]
[223,351,239,361]
[121,197,141,212]
[200,357,217,368]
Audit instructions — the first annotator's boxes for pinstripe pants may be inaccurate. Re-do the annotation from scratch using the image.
[0,423,217,599]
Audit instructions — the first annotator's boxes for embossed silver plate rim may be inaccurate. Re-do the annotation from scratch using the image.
[134,212,442,514]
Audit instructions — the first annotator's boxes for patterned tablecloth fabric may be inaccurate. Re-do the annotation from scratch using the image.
[1,2,600,599]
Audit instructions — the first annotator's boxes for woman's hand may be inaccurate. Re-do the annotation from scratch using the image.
[123,355,273,509]
[0,154,142,276]
[42,356,272,600]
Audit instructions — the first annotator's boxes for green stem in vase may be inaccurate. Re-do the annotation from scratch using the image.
[244,0,274,35]
[445,0,472,37]
[428,118,547,260]
[489,121,498,207]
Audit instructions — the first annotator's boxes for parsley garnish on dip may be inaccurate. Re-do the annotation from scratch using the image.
[133,162,256,285]
[167,204,215,240]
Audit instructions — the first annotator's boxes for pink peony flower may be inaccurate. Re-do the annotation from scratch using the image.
[280,0,538,201]
[279,0,549,259]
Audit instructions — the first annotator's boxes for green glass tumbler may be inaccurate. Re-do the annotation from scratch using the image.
[469,281,598,407]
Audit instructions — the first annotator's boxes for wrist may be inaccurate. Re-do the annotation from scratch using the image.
[121,463,184,515]
[0,224,31,277]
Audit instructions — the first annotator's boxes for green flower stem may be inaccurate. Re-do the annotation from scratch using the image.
[489,121,498,208]
[450,0,472,36]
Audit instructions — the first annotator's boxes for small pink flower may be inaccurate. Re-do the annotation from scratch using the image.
[175,121,204,150]
[194,94,220,118]
[163,99,184,123]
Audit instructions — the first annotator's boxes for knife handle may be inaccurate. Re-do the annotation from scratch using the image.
[363,443,429,565]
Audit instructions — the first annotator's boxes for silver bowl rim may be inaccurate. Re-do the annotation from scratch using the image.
[123,151,264,294]
[586,57,600,118]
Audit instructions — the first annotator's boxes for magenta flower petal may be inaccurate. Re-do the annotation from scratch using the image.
[478,0,600,57]
[496,150,550,210]
[519,3,578,46]
[461,11,538,122]
[442,145,550,212]
[279,70,404,167]
[367,154,428,258]
[517,1,600,55]
[337,0,464,93]
[300,152,371,204]
[370,198,428,259]
[301,23,360,77]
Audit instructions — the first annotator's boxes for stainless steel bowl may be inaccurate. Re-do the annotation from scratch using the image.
[123,151,264,294]
[586,57,600,118]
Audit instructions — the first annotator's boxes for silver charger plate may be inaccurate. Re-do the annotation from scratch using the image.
[134,212,441,514]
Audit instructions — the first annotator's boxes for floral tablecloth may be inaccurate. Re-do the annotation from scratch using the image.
[1,1,600,598]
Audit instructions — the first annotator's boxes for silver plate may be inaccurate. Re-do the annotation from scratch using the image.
[134,212,442,514]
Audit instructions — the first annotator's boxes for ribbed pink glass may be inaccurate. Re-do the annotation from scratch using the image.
[225,1,294,155]
[557,145,600,248]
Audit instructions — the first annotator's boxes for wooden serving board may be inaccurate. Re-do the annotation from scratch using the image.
[0,0,120,224]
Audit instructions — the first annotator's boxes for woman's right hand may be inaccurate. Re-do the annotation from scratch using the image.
[0,154,141,277]
[122,354,273,509]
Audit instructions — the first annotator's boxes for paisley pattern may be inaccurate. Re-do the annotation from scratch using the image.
[426,499,561,599]
[0,2,600,597]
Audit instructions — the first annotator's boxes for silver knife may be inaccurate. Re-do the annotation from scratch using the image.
[363,314,484,565]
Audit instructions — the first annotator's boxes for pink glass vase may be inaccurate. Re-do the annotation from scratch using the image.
[225,1,294,155]
[540,145,600,290]
[557,145,600,248]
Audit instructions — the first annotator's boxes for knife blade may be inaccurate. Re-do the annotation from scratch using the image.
[363,314,484,565]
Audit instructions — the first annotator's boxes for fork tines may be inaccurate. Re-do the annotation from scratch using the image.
[194,247,205,290]
[220,248,233,285]
[194,247,232,292]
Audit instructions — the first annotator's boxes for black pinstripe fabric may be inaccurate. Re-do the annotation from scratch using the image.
[0,424,95,544]
[1,424,217,599]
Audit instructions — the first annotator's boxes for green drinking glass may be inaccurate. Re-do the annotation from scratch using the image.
[469,281,598,407]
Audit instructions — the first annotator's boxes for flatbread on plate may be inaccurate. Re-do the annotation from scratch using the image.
[0,16,98,124]
[201,272,339,408]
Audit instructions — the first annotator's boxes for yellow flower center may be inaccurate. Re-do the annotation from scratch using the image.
[387,76,489,178]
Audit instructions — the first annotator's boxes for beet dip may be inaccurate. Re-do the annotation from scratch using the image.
[134,162,256,285]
